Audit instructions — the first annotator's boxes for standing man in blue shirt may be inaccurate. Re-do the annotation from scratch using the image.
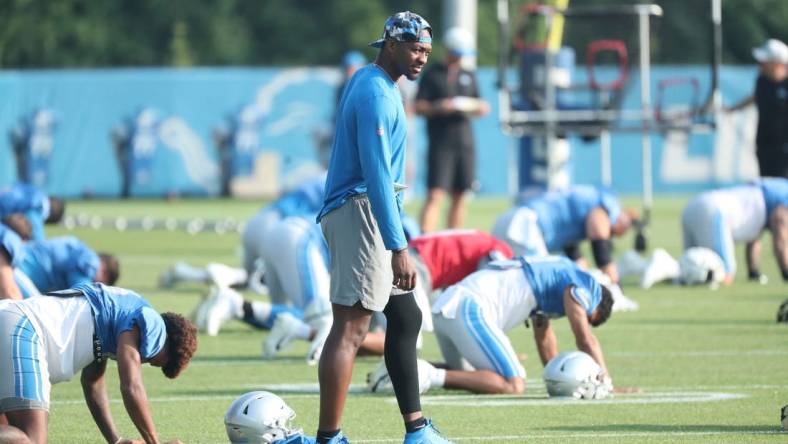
[315,11,451,444]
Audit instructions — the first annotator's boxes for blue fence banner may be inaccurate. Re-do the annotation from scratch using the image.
[0,65,760,198]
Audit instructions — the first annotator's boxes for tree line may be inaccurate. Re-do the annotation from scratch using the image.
[0,0,785,69]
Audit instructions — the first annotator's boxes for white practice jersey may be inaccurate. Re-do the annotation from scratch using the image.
[14,296,95,383]
[696,185,767,242]
[432,267,537,332]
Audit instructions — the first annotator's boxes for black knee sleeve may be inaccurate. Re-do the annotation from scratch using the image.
[591,239,613,268]
[563,243,582,261]
[383,292,422,415]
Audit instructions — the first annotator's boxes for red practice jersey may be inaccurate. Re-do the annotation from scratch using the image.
[409,229,514,289]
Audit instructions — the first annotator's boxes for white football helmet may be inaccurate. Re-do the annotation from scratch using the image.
[678,247,726,287]
[225,391,299,443]
[543,351,610,399]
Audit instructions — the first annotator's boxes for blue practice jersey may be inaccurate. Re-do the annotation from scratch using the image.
[75,282,166,360]
[17,236,99,293]
[759,177,788,221]
[0,223,24,266]
[271,173,327,218]
[0,183,50,241]
[317,64,408,250]
[524,185,621,251]
[521,256,603,318]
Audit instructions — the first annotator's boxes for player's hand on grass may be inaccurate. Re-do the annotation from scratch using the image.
[392,248,417,291]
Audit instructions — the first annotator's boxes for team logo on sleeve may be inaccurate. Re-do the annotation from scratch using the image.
[376,126,384,136]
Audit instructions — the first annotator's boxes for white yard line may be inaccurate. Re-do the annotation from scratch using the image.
[354,430,786,443]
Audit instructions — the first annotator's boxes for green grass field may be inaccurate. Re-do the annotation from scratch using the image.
[42,196,787,443]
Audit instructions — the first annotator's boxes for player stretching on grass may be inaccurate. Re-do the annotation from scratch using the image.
[371,256,615,397]
[313,11,451,444]
[0,282,197,444]
[681,177,788,284]
[492,185,637,284]
[0,183,65,241]
[10,236,119,299]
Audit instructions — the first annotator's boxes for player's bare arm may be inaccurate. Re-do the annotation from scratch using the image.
[586,208,620,283]
[563,287,609,376]
[0,250,22,300]
[770,206,788,280]
[116,327,161,444]
[531,316,558,366]
[81,360,121,444]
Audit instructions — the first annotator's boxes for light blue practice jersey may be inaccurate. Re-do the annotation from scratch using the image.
[75,282,166,360]
[17,236,99,293]
[523,185,621,251]
[759,177,788,221]
[317,64,408,250]
[521,256,603,318]
[0,183,50,241]
[0,223,24,266]
[271,173,327,218]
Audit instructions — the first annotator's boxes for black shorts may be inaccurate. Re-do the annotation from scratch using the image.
[757,145,788,178]
[427,145,476,192]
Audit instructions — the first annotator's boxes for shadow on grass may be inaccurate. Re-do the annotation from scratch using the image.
[542,424,779,433]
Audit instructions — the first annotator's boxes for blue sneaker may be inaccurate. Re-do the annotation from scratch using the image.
[403,419,453,444]
[273,434,316,444]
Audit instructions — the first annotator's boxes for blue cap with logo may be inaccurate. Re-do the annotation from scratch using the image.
[369,11,432,49]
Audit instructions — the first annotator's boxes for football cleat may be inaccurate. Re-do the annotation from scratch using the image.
[640,248,680,289]
[205,286,244,336]
[306,314,332,366]
[263,312,303,359]
[366,359,434,394]
[403,419,454,444]
[158,268,177,288]
[777,299,788,323]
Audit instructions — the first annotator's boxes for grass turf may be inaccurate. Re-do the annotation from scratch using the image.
[42,196,787,443]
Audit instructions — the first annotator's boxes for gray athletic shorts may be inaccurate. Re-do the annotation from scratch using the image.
[321,194,405,312]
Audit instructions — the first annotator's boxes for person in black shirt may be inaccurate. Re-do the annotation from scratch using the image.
[415,27,489,232]
[727,39,788,178]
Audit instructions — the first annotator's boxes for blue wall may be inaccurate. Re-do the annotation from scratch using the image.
[0,65,759,198]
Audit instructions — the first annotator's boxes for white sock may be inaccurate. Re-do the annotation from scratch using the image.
[207,263,249,287]
[173,262,210,282]
[431,368,447,388]
[295,322,312,340]
[249,301,272,324]
[224,288,245,318]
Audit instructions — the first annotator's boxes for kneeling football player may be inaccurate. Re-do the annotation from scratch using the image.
[0,282,197,444]
[370,256,615,396]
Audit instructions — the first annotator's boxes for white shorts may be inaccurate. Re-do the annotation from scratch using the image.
[241,207,282,276]
[0,302,50,412]
[682,198,736,275]
[433,297,526,380]
[260,217,330,310]
[492,207,548,257]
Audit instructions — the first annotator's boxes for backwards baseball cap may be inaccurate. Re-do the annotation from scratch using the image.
[369,11,432,49]
[752,39,788,64]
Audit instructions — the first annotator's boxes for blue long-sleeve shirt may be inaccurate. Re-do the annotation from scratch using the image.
[317,64,408,250]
